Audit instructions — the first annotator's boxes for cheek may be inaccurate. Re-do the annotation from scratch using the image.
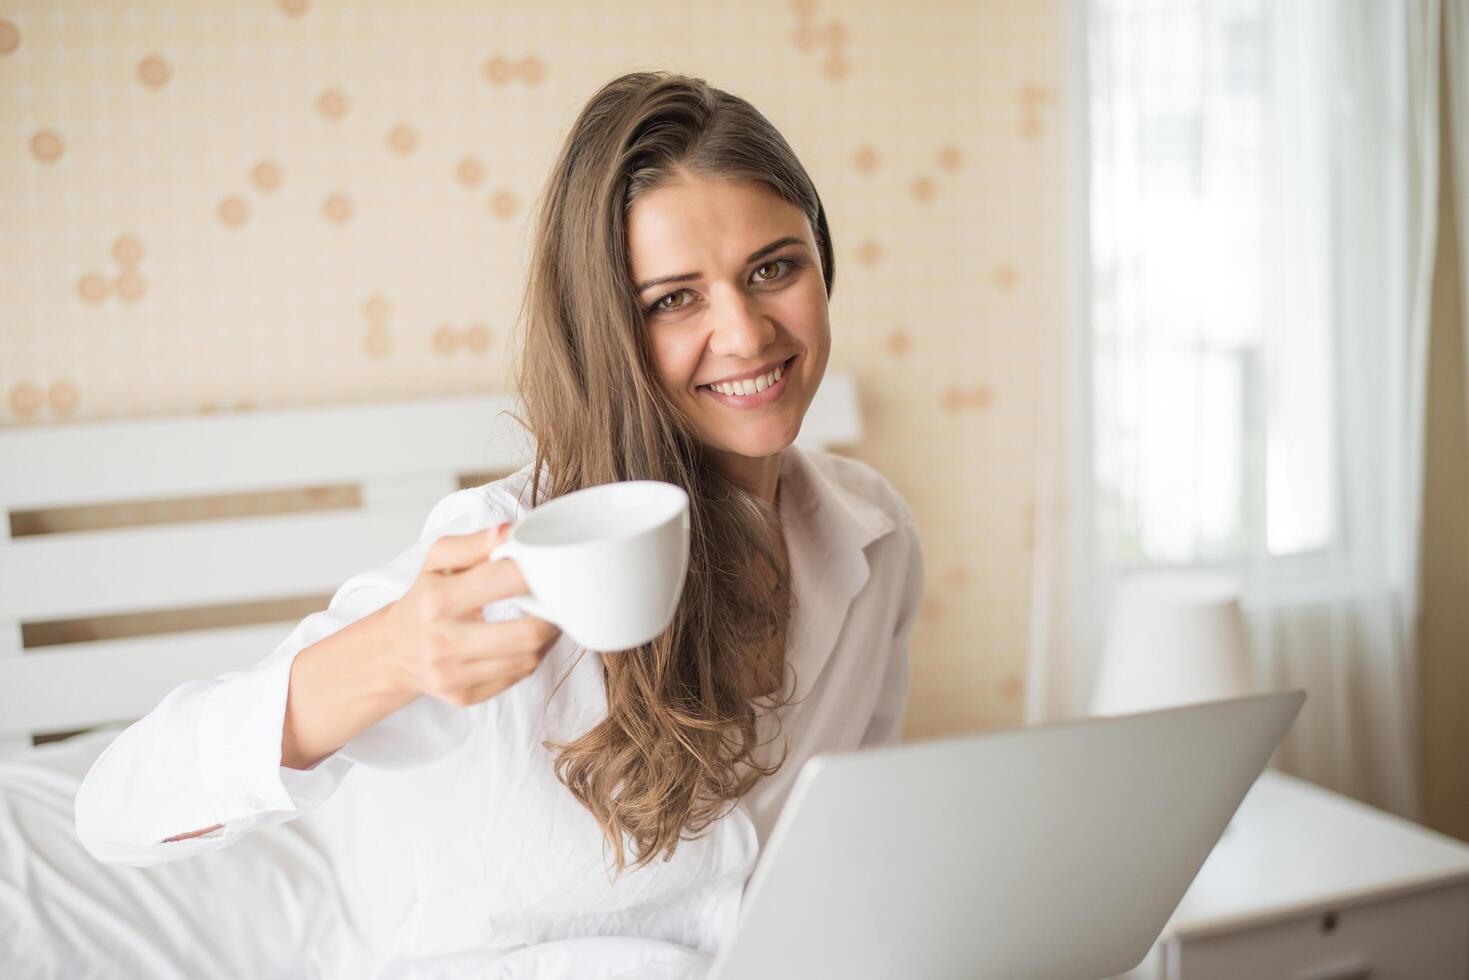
[785,285,831,349]
[649,331,703,393]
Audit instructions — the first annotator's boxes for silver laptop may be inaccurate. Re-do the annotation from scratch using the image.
[706,689,1306,980]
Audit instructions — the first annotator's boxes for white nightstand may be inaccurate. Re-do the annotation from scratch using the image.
[1115,768,1469,979]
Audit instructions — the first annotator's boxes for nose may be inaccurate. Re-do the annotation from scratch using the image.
[707,287,775,358]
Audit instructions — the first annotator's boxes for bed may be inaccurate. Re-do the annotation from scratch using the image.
[0,376,862,978]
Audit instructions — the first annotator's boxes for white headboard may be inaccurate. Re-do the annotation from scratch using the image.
[0,373,862,755]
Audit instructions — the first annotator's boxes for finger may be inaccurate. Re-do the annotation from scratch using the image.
[459,648,547,703]
[425,653,529,706]
[463,667,536,705]
[449,615,561,663]
[421,521,512,575]
[441,550,534,618]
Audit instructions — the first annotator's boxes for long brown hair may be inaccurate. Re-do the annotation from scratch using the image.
[508,70,837,878]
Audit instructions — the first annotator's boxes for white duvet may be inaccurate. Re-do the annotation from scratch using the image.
[0,725,358,980]
[0,728,720,980]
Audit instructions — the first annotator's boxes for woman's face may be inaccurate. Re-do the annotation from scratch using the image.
[627,175,830,466]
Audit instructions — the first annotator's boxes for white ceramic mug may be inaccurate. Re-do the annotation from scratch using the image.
[489,480,691,652]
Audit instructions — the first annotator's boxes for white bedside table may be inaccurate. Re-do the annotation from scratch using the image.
[1115,768,1469,979]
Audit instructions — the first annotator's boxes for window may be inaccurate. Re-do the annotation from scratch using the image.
[1088,0,1338,568]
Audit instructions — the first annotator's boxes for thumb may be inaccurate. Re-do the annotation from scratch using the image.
[423,522,512,575]
[486,521,513,550]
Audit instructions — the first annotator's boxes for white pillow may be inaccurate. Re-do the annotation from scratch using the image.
[0,725,358,980]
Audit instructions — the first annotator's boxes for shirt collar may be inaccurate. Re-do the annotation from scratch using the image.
[510,443,897,553]
[776,444,898,705]
[778,443,896,555]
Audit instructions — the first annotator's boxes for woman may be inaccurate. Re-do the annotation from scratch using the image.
[75,70,924,980]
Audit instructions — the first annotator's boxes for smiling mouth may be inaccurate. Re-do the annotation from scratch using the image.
[698,355,797,397]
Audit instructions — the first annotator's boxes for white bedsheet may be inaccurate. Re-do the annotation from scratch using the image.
[369,936,714,979]
[0,725,360,980]
[2,724,695,980]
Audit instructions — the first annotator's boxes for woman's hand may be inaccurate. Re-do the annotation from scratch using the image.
[383,522,561,707]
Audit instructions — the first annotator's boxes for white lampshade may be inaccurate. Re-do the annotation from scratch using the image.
[1090,571,1256,717]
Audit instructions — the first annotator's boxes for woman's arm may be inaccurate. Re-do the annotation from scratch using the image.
[154,602,417,844]
[74,488,503,866]
[280,601,418,771]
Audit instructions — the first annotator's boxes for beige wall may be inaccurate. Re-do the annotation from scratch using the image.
[0,0,1064,739]
[1420,18,1469,844]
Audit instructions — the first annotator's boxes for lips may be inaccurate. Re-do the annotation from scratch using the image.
[698,355,797,394]
[698,355,796,408]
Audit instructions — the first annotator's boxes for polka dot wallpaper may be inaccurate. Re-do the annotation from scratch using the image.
[0,0,1064,736]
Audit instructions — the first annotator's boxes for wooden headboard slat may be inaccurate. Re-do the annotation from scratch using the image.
[0,622,299,733]
[0,505,431,623]
[0,394,526,511]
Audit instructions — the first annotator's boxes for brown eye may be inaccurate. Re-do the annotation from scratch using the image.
[646,258,798,317]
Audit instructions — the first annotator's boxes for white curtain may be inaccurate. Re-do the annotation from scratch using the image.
[1031,0,1442,821]
[1449,2,1469,439]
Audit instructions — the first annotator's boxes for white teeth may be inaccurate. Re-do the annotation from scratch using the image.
[707,361,787,397]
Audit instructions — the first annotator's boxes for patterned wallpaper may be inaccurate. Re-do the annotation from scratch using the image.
[0,0,1064,737]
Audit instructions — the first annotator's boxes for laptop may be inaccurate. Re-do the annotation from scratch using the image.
[706,689,1306,980]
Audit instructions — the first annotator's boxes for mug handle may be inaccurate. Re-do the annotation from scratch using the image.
[489,538,558,625]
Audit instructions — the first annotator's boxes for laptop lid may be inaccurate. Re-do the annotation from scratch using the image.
[708,689,1306,980]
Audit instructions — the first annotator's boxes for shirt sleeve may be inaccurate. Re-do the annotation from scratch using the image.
[859,515,924,749]
[74,486,512,867]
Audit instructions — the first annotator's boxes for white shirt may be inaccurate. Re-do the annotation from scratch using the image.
[74,444,924,980]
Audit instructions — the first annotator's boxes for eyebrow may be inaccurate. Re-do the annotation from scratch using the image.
[634,236,807,294]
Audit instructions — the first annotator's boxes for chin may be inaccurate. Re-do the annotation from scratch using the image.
[711,422,800,459]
